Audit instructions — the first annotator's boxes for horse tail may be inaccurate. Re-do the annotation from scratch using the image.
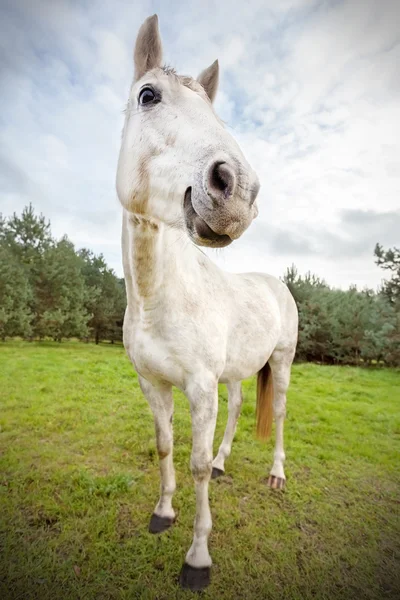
[256,362,274,440]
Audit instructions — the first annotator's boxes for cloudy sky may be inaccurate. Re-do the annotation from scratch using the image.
[1,0,399,289]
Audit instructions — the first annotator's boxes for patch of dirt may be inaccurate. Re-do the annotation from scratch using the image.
[215,474,234,485]
[25,509,61,532]
[115,504,140,540]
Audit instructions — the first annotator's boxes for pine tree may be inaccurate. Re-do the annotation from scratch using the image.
[0,204,52,264]
[374,243,400,305]
[78,249,126,343]
[35,237,90,341]
[0,246,33,340]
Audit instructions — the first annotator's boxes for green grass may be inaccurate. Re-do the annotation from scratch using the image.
[0,342,399,600]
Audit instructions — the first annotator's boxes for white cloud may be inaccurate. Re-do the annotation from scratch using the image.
[0,0,399,290]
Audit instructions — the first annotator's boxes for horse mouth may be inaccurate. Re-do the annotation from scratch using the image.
[183,188,232,248]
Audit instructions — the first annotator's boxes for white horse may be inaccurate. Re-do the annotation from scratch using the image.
[116,15,298,591]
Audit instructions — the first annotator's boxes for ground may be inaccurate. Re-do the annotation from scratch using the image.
[0,342,399,599]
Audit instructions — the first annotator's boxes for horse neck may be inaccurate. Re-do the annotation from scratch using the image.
[122,210,201,307]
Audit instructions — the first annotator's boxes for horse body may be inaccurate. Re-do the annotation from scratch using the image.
[122,212,295,387]
[117,15,298,590]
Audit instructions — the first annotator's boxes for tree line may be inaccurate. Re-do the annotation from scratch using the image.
[283,247,399,366]
[0,205,399,365]
[0,205,126,343]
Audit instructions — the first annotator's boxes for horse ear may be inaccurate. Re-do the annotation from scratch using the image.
[134,14,163,81]
[197,60,219,103]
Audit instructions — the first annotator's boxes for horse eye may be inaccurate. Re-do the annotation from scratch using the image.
[139,87,156,105]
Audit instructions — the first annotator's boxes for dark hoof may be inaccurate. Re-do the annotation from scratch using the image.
[179,562,211,591]
[211,467,224,479]
[267,475,285,490]
[148,513,175,534]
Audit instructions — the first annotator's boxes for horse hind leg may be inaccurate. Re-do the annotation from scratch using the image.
[267,348,295,490]
[211,381,243,478]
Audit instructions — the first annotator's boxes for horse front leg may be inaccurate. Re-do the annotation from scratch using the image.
[180,377,218,591]
[212,381,243,478]
[139,376,176,532]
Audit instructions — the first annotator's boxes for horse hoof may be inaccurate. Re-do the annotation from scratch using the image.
[211,467,224,479]
[148,513,175,534]
[267,475,285,490]
[179,562,211,591]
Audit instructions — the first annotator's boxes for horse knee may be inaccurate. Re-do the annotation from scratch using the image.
[191,453,212,482]
[273,394,286,418]
[155,428,173,459]
[273,405,286,419]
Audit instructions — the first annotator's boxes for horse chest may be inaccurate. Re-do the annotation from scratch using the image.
[124,298,226,387]
[124,308,194,387]
[135,333,184,386]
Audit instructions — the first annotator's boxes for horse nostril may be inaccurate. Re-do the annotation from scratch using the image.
[208,162,236,200]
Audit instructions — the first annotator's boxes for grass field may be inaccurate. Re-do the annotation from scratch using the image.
[0,342,399,599]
